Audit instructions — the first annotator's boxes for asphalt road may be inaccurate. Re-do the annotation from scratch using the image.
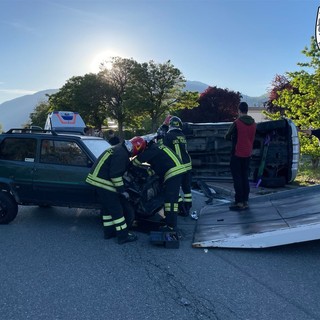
[1,194,320,320]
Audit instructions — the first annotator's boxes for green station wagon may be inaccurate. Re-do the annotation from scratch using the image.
[0,129,111,224]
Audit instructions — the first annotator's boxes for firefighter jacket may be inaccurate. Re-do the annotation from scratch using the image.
[225,115,256,158]
[156,124,169,144]
[132,143,186,182]
[86,143,130,193]
[162,128,192,172]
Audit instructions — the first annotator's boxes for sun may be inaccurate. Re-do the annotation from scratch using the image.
[90,50,117,73]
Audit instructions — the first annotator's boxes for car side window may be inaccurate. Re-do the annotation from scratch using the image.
[0,138,36,162]
[40,139,89,166]
[40,140,60,164]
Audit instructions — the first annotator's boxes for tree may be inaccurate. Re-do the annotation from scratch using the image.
[99,57,140,138]
[48,73,114,129]
[130,60,197,131]
[29,58,196,137]
[271,37,320,168]
[263,74,293,120]
[29,101,52,128]
[179,86,241,123]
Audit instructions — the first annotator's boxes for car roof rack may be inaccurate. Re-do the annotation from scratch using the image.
[4,128,86,136]
[5,128,59,135]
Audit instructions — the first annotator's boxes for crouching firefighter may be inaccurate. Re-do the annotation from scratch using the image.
[132,139,186,231]
[86,137,147,244]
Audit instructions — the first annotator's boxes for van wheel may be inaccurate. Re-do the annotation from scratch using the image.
[260,176,286,188]
[0,191,18,224]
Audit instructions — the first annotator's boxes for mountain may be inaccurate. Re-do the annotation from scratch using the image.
[0,89,58,131]
[241,93,268,107]
[184,80,209,93]
[0,82,267,131]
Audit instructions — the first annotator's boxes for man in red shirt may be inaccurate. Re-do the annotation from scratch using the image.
[225,102,256,211]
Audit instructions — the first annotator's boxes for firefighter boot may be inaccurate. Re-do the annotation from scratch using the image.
[104,228,116,239]
[118,232,138,245]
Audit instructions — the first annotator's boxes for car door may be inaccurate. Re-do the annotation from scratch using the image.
[0,137,37,202]
[32,138,99,207]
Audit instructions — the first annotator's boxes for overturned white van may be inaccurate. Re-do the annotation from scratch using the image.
[183,118,300,187]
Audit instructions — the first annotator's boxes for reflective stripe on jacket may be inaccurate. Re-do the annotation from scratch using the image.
[163,128,192,172]
[132,143,186,182]
[86,144,130,193]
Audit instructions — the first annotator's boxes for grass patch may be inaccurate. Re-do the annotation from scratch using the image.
[295,161,320,186]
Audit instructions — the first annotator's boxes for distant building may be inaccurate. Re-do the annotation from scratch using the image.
[249,107,267,123]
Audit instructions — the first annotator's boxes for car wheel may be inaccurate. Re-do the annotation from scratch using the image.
[0,191,18,224]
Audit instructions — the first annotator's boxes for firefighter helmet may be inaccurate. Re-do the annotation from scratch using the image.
[129,136,147,157]
[169,116,182,130]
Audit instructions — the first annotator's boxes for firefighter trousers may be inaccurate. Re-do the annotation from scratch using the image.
[179,170,192,214]
[163,175,182,229]
[96,188,134,240]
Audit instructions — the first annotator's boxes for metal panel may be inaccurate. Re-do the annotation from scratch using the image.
[184,119,299,185]
[192,185,320,248]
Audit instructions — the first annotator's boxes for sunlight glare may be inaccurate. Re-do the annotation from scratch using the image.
[90,50,118,73]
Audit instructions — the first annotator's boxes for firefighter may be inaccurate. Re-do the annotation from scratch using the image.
[132,140,186,231]
[161,116,193,217]
[86,136,147,244]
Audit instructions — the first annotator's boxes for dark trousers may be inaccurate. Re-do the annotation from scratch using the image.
[179,170,192,213]
[163,175,182,229]
[96,188,134,240]
[230,155,250,203]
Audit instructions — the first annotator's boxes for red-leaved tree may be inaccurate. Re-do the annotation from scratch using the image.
[263,74,293,116]
[179,86,241,123]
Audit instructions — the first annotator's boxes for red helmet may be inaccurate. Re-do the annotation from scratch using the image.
[129,136,147,157]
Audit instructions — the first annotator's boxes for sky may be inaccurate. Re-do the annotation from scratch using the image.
[0,0,319,104]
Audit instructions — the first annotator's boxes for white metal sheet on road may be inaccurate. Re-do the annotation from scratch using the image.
[193,185,320,249]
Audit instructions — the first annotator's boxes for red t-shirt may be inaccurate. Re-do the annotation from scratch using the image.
[234,119,256,157]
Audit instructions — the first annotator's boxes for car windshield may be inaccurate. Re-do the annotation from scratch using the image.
[82,138,111,158]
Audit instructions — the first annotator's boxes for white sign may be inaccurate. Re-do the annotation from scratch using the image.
[316,6,320,50]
